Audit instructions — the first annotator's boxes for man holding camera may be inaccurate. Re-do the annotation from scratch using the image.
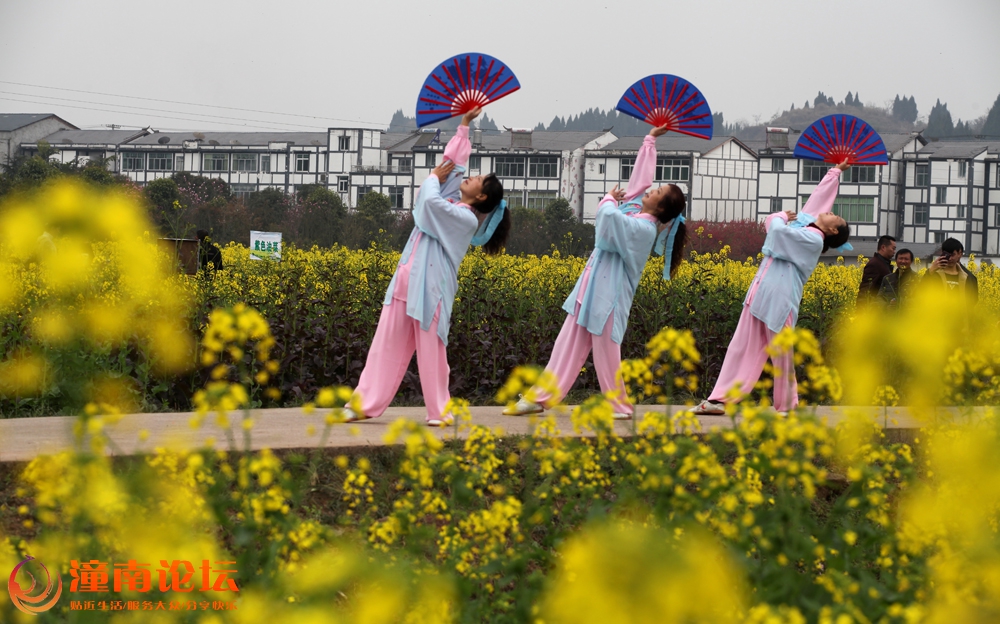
[924,238,978,305]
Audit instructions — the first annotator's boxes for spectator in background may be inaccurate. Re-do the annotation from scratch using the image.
[878,248,915,308]
[923,238,978,305]
[197,229,223,271]
[857,235,896,304]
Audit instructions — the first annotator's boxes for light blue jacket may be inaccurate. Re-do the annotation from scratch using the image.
[562,199,658,344]
[383,171,478,345]
[745,219,824,333]
[744,166,842,333]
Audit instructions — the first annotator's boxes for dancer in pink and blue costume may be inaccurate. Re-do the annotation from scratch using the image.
[693,160,852,415]
[505,124,688,420]
[347,108,510,426]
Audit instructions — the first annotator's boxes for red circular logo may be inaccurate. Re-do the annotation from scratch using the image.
[8,556,62,614]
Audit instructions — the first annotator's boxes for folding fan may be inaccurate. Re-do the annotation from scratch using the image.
[615,74,713,139]
[415,53,521,128]
[793,114,888,165]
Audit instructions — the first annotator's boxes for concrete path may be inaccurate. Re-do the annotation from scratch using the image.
[0,404,939,462]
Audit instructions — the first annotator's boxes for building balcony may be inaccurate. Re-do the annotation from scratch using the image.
[351,164,413,174]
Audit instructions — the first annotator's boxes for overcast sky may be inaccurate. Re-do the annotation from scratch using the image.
[1,0,998,133]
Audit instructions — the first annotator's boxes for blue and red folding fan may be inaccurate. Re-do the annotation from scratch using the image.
[793,114,888,165]
[415,53,520,128]
[615,74,713,140]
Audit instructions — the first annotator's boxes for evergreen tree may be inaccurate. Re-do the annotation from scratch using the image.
[982,91,1000,137]
[388,109,416,132]
[814,91,835,107]
[845,92,855,106]
[925,99,955,138]
[479,113,499,131]
[891,95,918,123]
[712,112,726,135]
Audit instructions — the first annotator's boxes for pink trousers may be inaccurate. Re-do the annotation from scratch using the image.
[708,305,797,411]
[532,303,632,413]
[353,299,450,421]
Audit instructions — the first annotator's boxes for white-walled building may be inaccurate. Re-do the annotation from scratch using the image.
[40,128,154,166]
[583,135,758,222]
[1,113,77,165]
[756,131,926,240]
[20,112,1000,258]
[367,129,618,215]
[898,140,1000,255]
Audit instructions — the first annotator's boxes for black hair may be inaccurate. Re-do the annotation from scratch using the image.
[895,248,913,261]
[196,229,209,240]
[823,223,850,253]
[942,238,964,254]
[657,184,688,277]
[471,173,509,255]
[877,234,896,250]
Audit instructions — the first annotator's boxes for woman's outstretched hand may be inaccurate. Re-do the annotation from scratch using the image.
[649,124,671,137]
[608,185,626,202]
[835,158,851,171]
[461,107,483,126]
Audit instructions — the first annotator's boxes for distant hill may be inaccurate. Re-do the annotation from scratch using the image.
[386,90,999,141]
[388,109,499,133]
[732,102,925,142]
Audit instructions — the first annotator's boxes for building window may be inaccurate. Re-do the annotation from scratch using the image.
[655,157,690,182]
[958,161,967,177]
[915,164,929,187]
[832,196,875,222]
[231,183,256,199]
[773,158,784,172]
[914,203,929,226]
[338,176,349,192]
[494,156,525,177]
[232,154,258,172]
[469,156,481,170]
[295,153,310,172]
[425,152,437,168]
[505,190,525,209]
[528,157,559,178]
[388,186,405,209]
[935,186,947,204]
[174,155,184,172]
[395,157,412,173]
[770,197,782,212]
[338,136,351,151]
[933,231,945,244]
[598,163,605,174]
[957,205,966,219]
[526,190,558,210]
[147,152,173,171]
[357,185,372,204]
[841,165,877,183]
[203,154,229,172]
[620,157,635,180]
[260,154,271,173]
[801,161,832,182]
[122,152,145,171]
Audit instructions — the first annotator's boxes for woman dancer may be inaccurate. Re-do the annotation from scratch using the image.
[346,107,510,426]
[504,123,686,420]
[693,159,852,415]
